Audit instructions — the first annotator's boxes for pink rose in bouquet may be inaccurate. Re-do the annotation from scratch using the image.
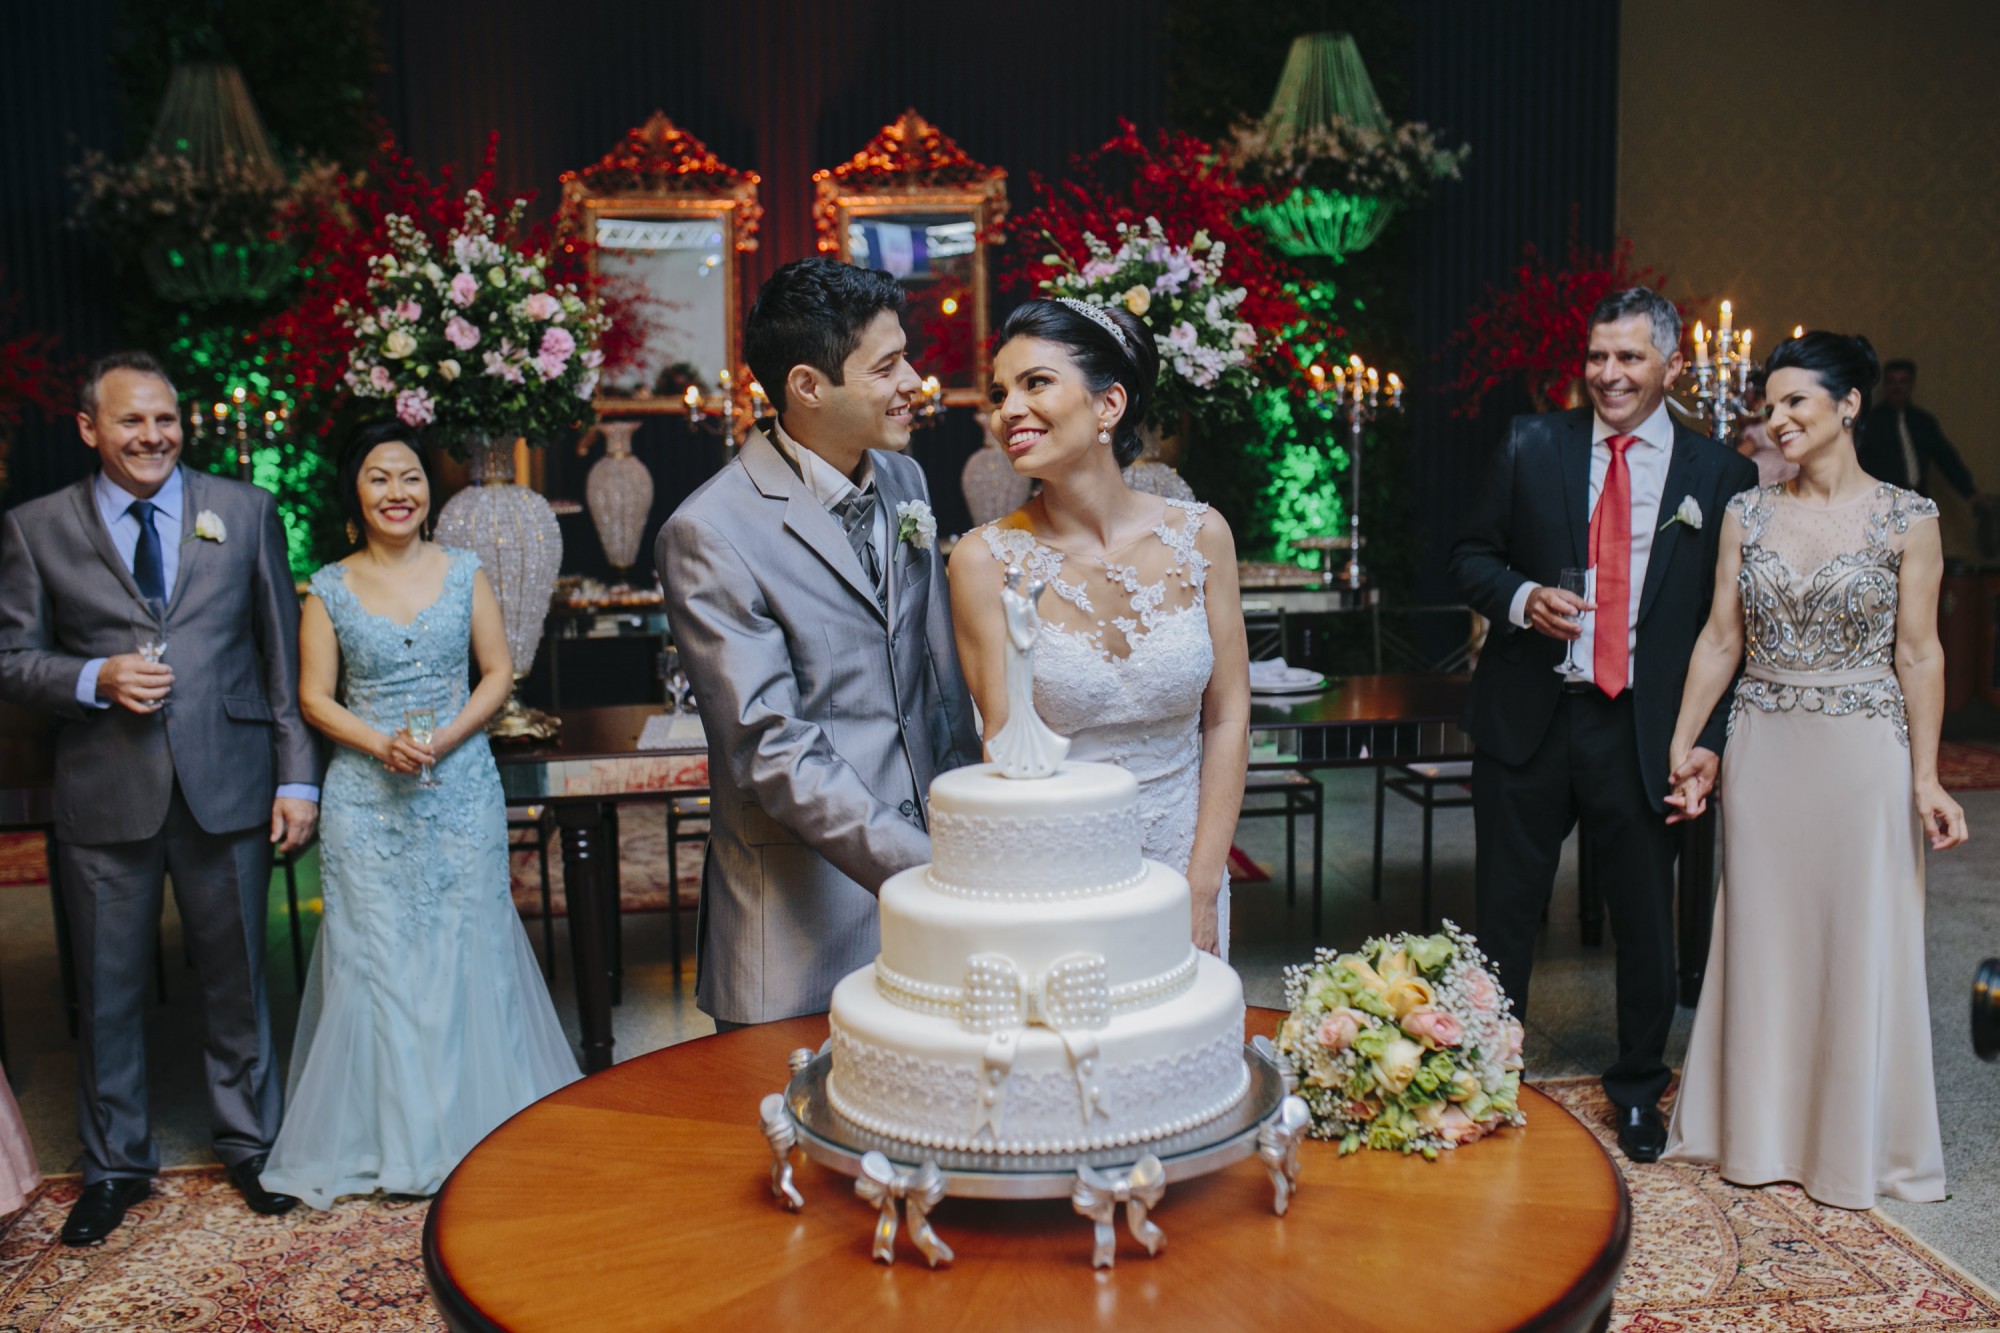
[395,387,435,427]
[368,364,394,393]
[1503,1018,1526,1066]
[1316,1009,1360,1053]
[1401,1008,1464,1050]
[1462,967,1502,1018]
[448,271,480,307]
[521,292,561,321]
[445,316,481,351]
[1438,1104,1485,1145]
[395,299,422,323]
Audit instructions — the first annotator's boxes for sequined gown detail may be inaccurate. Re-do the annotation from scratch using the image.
[1664,484,1945,1206]
[264,549,578,1208]
[980,499,1228,956]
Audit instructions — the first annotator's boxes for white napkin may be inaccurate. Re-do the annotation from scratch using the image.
[637,711,706,752]
[1248,658,1296,688]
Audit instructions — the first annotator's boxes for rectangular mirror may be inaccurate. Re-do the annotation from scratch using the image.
[845,209,980,393]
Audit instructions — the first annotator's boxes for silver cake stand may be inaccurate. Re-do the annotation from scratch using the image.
[757,1036,1311,1269]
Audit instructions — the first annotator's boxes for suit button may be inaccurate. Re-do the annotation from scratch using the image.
[898,799,917,818]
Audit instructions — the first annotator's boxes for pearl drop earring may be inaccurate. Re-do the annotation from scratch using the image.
[1097,422,1112,445]
[1842,416,1854,430]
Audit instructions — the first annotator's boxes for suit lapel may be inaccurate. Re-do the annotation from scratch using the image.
[872,454,914,627]
[165,470,199,620]
[742,431,887,624]
[1560,412,1592,569]
[1637,432,1699,625]
[71,477,146,606]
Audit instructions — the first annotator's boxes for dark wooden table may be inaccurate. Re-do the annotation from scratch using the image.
[424,1009,1630,1333]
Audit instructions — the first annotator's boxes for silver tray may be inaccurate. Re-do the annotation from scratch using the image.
[756,1038,1312,1268]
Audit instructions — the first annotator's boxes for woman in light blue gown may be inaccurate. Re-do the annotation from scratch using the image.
[264,422,578,1208]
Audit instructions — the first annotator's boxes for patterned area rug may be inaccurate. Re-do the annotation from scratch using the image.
[4,1090,1995,1331]
[1938,740,2000,792]
[0,833,46,888]
[1537,1078,2000,1331]
[0,1169,442,1331]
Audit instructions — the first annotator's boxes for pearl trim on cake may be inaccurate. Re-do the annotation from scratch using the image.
[874,950,1199,1020]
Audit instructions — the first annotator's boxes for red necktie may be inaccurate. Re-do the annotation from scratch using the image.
[1589,435,1636,699]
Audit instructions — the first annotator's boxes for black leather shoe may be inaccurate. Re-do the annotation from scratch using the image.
[61,1178,151,1245]
[226,1155,300,1216]
[1616,1105,1668,1163]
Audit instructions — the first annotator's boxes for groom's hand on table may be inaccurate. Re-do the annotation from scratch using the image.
[1524,586,1593,641]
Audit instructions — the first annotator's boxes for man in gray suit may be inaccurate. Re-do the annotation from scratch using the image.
[660,258,979,1027]
[0,352,321,1243]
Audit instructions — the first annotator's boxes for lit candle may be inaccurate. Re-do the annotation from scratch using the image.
[923,375,941,400]
[1387,372,1403,408]
[1307,363,1326,392]
[1793,324,1804,339]
[1740,329,1753,364]
[1717,300,1733,344]
[749,381,767,413]
[1693,321,1709,368]
[231,385,247,406]
[683,384,701,413]
[1332,367,1347,399]
[717,368,732,390]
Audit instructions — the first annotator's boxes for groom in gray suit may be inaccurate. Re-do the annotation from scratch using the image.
[660,258,979,1027]
[0,352,321,1243]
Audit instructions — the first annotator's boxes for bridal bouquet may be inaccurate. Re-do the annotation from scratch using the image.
[1036,216,1259,425]
[1276,921,1525,1157]
[340,189,608,452]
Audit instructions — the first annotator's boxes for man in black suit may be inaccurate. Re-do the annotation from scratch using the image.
[1449,288,1757,1163]
[1858,359,1986,507]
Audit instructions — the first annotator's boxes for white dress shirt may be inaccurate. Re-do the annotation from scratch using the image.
[767,417,886,564]
[1508,399,1676,688]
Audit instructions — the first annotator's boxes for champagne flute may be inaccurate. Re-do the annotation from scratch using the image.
[1554,568,1589,678]
[661,645,689,713]
[406,707,438,788]
[133,600,169,708]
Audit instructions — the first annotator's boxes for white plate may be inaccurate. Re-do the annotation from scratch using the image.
[1249,669,1326,695]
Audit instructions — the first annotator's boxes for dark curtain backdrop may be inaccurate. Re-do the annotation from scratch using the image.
[4,0,1616,594]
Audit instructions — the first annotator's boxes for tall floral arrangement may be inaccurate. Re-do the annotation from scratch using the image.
[1445,226,1680,417]
[1222,116,1468,206]
[1037,218,1258,426]
[339,191,607,452]
[1276,922,1525,1157]
[1003,123,1316,403]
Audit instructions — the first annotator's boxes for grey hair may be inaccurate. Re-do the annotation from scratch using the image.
[1587,287,1682,361]
[78,350,180,417]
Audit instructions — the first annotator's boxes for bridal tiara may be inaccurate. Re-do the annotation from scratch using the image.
[1054,297,1133,355]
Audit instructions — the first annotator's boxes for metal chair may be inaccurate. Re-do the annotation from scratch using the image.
[508,804,558,980]
[664,789,711,976]
[1237,766,1325,934]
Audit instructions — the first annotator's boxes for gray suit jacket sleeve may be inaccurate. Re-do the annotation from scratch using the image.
[0,507,93,721]
[248,490,320,789]
[664,511,929,891]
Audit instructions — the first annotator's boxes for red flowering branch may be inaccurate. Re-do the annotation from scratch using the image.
[1443,218,1683,417]
[0,270,80,438]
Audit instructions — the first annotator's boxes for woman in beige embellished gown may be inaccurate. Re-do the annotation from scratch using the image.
[1661,332,1965,1208]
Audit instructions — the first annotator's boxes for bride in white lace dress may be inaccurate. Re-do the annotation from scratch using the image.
[948,298,1251,956]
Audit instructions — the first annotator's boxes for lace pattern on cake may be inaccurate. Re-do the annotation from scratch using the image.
[826,1026,1249,1154]
[927,806,1144,896]
[874,950,1199,1020]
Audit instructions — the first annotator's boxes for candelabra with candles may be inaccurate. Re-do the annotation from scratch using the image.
[1682,300,1757,444]
[188,385,286,480]
[681,369,774,442]
[1301,355,1403,589]
[910,375,946,429]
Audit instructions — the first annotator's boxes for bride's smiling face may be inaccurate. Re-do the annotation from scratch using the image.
[988,336,1125,480]
[1764,366,1860,465]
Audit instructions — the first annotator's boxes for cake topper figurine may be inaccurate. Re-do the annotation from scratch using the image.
[988,564,1070,779]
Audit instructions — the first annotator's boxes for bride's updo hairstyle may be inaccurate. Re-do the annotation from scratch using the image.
[1764,330,1881,423]
[995,298,1160,466]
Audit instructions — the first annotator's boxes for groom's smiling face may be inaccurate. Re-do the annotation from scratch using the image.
[796,309,923,462]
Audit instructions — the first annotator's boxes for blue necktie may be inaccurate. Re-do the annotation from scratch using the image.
[129,500,167,604]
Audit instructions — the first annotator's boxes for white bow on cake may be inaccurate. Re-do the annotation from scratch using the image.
[961,951,1112,1137]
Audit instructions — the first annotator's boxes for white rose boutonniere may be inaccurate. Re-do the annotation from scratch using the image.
[896,499,937,551]
[1659,495,1702,533]
[185,510,227,545]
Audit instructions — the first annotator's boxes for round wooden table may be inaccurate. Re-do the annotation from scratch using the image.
[425,1011,1628,1332]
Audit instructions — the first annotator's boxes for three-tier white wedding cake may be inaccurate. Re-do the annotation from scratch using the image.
[827,761,1248,1153]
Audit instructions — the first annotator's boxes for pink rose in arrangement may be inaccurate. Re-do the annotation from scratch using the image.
[581,348,604,369]
[521,292,561,321]
[1315,1010,1360,1054]
[395,387,435,427]
[448,272,480,307]
[1438,1104,1484,1145]
[368,364,394,393]
[483,348,525,384]
[1462,967,1502,1019]
[538,326,576,361]
[1400,1008,1464,1050]
[395,299,422,323]
[445,316,481,351]
[1503,1018,1526,1065]
[535,351,569,381]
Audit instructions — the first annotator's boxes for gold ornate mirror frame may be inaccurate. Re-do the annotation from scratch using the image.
[561,112,762,415]
[814,110,1007,407]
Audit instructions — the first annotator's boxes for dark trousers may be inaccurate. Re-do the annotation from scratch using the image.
[1472,689,1677,1110]
[59,784,280,1183]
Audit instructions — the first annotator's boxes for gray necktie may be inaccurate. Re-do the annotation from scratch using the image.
[833,490,885,607]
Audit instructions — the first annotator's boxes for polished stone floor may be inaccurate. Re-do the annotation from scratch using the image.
[1,770,1995,1290]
